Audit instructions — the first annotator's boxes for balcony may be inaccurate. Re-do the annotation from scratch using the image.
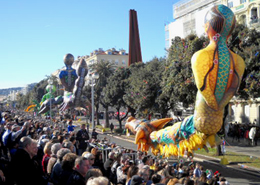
[249,18,260,28]
[173,0,218,19]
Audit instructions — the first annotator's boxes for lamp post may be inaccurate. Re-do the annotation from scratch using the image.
[48,79,53,126]
[90,73,98,130]
[91,77,95,130]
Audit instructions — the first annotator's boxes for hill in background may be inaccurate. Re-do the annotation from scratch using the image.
[0,83,37,96]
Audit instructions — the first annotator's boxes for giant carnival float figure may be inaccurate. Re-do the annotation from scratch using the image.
[125,5,245,157]
[38,53,90,115]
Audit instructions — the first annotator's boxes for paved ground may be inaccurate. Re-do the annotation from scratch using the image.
[224,136,260,159]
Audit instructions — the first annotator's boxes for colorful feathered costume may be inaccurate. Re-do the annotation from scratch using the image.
[125,5,245,157]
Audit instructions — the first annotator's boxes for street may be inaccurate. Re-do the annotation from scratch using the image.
[96,132,260,185]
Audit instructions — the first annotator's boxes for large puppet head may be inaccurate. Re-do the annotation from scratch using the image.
[204,5,236,40]
[63,53,74,67]
[45,84,56,93]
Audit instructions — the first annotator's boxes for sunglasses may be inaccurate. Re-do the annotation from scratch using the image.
[90,158,95,160]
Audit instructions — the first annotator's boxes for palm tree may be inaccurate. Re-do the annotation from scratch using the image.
[92,60,115,127]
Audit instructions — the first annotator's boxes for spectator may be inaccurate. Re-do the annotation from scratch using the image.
[62,141,74,153]
[198,172,208,185]
[110,153,121,184]
[2,121,12,147]
[69,136,77,154]
[91,129,98,140]
[126,165,139,185]
[104,151,115,178]
[138,155,150,169]
[117,155,130,184]
[42,141,53,175]
[139,165,152,185]
[36,138,49,163]
[85,168,103,182]
[86,176,109,185]
[51,148,71,185]
[151,173,163,185]
[83,152,95,168]
[47,143,62,175]
[67,120,76,133]
[193,163,201,178]
[58,153,77,185]
[11,136,47,185]
[76,124,89,155]
[219,177,229,185]
[183,177,194,185]
[110,123,114,134]
[7,123,26,156]
[67,156,90,185]
[130,175,145,185]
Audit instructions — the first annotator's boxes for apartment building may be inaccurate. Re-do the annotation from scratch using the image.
[165,0,260,50]
[228,0,260,29]
[165,0,221,50]
[80,48,128,69]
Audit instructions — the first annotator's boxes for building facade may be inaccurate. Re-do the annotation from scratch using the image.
[229,99,260,125]
[165,0,221,50]
[80,48,128,69]
[165,0,260,50]
[228,0,260,30]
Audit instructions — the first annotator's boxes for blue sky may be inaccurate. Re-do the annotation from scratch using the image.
[0,0,177,89]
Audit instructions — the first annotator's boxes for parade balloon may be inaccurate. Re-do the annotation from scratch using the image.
[126,5,245,157]
[39,53,91,114]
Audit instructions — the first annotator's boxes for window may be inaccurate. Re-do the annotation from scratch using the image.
[250,8,258,24]
[122,60,126,65]
[183,19,195,37]
[228,1,233,8]
[240,0,246,4]
[240,15,247,26]
[115,59,119,65]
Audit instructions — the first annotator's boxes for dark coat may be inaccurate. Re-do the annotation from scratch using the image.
[10,148,47,185]
[66,170,85,185]
[76,129,89,149]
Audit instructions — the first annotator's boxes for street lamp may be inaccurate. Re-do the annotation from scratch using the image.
[90,73,98,130]
[48,79,53,126]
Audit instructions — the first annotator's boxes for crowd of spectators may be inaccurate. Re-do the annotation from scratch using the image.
[227,121,259,145]
[0,109,230,185]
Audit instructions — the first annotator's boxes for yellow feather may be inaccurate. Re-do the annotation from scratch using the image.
[169,144,174,155]
[189,137,196,148]
[184,140,192,153]
[173,146,178,156]
[193,134,202,145]
[179,141,185,156]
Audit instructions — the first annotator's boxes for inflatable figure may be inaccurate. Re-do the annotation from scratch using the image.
[59,54,78,92]
[40,84,57,105]
[39,54,90,114]
[126,5,245,157]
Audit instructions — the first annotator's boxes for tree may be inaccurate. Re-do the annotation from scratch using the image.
[103,67,130,128]
[92,60,115,127]
[229,24,260,99]
[123,58,165,119]
[159,35,207,115]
